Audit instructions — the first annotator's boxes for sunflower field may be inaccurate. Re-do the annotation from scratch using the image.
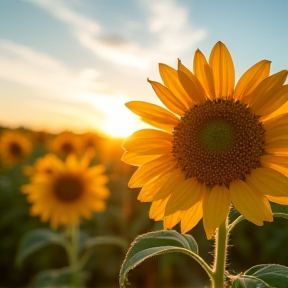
[0,125,287,288]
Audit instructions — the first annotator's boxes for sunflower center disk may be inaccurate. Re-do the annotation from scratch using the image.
[9,142,23,157]
[61,143,74,154]
[199,120,235,153]
[53,174,84,202]
[172,99,266,186]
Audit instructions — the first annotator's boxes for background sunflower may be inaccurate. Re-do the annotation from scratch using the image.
[0,130,32,167]
[23,153,110,228]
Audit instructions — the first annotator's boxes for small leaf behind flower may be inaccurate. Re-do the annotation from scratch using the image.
[119,230,199,288]
[232,264,288,288]
[245,264,288,288]
[232,275,270,288]
[16,228,66,267]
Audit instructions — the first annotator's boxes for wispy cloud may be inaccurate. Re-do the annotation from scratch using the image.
[0,39,75,96]
[144,0,206,55]
[0,39,141,134]
[0,39,105,97]
[26,0,206,69]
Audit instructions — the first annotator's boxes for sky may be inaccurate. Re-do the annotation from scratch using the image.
[0,0,288,137]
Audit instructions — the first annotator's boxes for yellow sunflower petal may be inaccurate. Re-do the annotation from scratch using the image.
[234,60,271,102]
[249,70,288,116]
[209,41,235,99]
[128,155,177,188]
[122,129,172,157]
[193,49,215,100]
[123,136,172,152]
[246,167,288,199]
[260,154,288,176]
[138,168,184,202]
[264,101,288,121]
[91,201,106,212]
[121,151,161,166]
[181,201,203,234]
[159,63,194,109]
[66,154,78,171]
[266,195,288,205]
[152,170,186,201]
[86,165,106,179]
[138,170,175,202]
[164,177,203,216]
[259,85,288,117]
[164,211,183,230]
[264,113,288,142]
[149,196,170,220]
[177,59,207,104]
[125,101,179,131]
[140,117,175,132]
[124,129,173,143]
[230,179,273,226]
[203,184,230,239]
[124,147,172,157]
[148,79,187,115]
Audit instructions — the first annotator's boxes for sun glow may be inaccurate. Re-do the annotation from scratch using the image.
[80,91,146,138]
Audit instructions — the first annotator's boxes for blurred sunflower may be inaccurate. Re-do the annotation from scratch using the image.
[82,132,103,151]
[22,153,109,228]
[122,41,288,239]
[50,131,82,159]
[0,130,32,167]
[23,153,61,176]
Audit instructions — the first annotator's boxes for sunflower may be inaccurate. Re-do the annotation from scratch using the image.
[122,41,288,239]
[23,153,62,176]
[82,132,103,151]
[50,131,82,159]
[22,153,110,228]
[0,130,32,167]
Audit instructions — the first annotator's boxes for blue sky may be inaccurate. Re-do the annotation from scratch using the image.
[0,0,287,137]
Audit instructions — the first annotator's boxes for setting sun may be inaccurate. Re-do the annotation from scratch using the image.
[80,91,147,138]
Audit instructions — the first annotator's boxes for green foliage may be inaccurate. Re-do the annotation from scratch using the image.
[232,275,270,288]
[31,268,86,288]
[16,228,67,267]
[119,230,199,288]
[232,264,288,288]
[84,235,128,252]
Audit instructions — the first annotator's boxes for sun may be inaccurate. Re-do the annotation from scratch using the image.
[80,91,148,138]
[103,106,144,138]
[100,94,149,138]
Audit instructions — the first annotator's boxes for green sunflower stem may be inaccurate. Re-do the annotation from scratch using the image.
[67,223,81,288]
[212,218,229,288]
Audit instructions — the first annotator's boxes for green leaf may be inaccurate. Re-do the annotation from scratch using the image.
[31,268,86,288]
[16,228,66,267]
[245,264,288,288]
[273,212,288,220]
[271,203,288,221]
[79,236,129,268]
[232,275,270,288]
[271,203,288,214]
[119,230,200,288]
[84,235,129,252]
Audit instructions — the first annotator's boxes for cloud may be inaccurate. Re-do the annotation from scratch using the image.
[0,38,142,134]
[0,39,105,97]
[144,0,206,54]
[0,39,74,96]
[26,0,206,69]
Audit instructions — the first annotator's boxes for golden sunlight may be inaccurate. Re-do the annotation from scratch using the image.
[102,109,141,138]
[80,91,146,138]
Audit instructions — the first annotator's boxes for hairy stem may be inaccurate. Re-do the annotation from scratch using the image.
[212,218,229,288]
